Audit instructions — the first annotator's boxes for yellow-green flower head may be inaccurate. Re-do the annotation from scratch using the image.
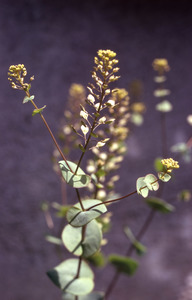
[69,83,86,100]
[161,158,179,172]
[112,88,129,102]
[8,64,31,90]
[8,64,27,79]
[152,59,170,73]
[97,49,117,60]
[131,102,146,113]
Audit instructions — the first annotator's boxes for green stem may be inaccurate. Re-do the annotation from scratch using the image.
[105,209,156,299]
[160,112,168,157]
[87,190,137,211]
[74,226,87,300]
[28,95,74,174]
[76,189,85,211]
[87,176,161,211]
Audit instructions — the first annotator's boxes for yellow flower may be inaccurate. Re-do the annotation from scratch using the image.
[161,158,179,172]
[152,59,170,74]
[97,49,117,59]
[131,102,146,113]
[8,64,32,90]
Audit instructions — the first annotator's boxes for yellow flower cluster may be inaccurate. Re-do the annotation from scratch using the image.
[131,102,146,114]
[97,49,117,59]
[69,83,86,100]
[109,88,130,139]
[152,59,170,74]
[161,158,180,172]
[94,49,119,79]
[8,64,27,78]
[8,64,32,90]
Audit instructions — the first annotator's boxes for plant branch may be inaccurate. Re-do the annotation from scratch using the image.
[75,85,106,175]
[160,112,168,157]
[76,188,85,211]
[87,190,137,211]
[28,95,74,173]
[105,208,156,299]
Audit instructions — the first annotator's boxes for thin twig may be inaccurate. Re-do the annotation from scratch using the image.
[105,209,156,299]
[29,96,74,173]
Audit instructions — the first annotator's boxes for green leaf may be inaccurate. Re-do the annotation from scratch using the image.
[80,292,105,300]
[62,291,105,300]
[32,105,46,116]
[156,100,173,112]
[55,205,71,217]
[47,258,94,295]
[124,227,147,255]
[23,95,34,103]
[136,177,149,198]
[62,220,102,258]
[143,174,159,191]
[109,255,138,276]
[171,142,188,153]
[87,251,106,267]
[145,197,175,213]
[26,83,31,91]
[79,144,86,152]
[45,235,63,245]
[91,132,98,138]
[158,172,171,182]
[96,169,106,178]
[66,199,107,227]
[154,157,164,172]
[59,160,91,188]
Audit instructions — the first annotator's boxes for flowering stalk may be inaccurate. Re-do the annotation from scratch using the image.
[8,64,73,173]
[152,58,171,157]
[74,50,120,174]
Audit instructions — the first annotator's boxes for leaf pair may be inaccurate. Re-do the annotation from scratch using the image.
[47,259,94,296]
[62,220,102,258]
[59,160,91,188]
[66,199,107,227]
[136,174,159,198]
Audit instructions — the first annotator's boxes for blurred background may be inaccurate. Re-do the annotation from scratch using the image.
[0,0,192,299]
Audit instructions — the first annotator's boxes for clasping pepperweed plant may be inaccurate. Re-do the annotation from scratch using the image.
[8,50,180,300]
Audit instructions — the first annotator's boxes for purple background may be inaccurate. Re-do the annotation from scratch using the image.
[0,1,192,299]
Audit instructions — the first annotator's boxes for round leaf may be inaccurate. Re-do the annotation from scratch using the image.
[59,160,91,188]
[66,199,107,227]
[47,258,94,294]
[32,105,46,116]
[82,220,102,258]
[136,177,149,198]
[62,220,102,257]
[80,292,105,300]
[144,174,159,191]
[62,291,105,300]
[61,225,83,256]
[158,172,171,182]
[65,278,94,295]
[23,95,34,103]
